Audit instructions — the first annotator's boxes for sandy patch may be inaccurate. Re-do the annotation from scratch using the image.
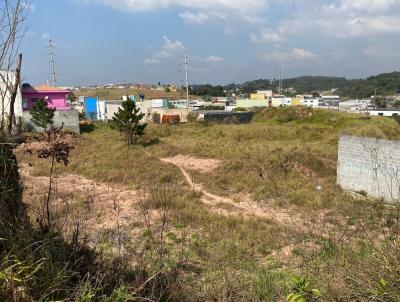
[161,154,221,173]
[19,163,146,235]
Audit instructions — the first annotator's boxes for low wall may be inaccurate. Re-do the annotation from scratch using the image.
[22,109,80,134]
[337,135,400,202]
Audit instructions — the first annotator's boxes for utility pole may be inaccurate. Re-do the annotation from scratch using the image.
[278,64,283,95]
[48,39,56,87]
[184,48,189,105]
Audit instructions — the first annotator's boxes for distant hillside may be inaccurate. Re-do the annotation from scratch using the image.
[339,72,400,98]
[237,76,348,95]
[76,87,195,100]
[223,72,400,98]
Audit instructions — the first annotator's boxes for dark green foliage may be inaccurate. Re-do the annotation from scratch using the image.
[0,141,26,233]
[78,111,86,121]
[219,71,400,97]
[152,112,161,124]
[29,99,55,130]
[190,84,226,97]
[340,72,400,98]
[202,105,225,111]
[287,276,321,302]
[112,99,147,146]
[233,107,247,112]
[80,123,96,133]
[394,115,400,125]
[67,92,77,104]
[236,76,348,95]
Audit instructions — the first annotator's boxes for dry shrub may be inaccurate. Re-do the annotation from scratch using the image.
[343,238,400,301]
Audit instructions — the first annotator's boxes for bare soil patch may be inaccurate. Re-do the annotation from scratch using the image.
[19,163,144,234]
[161,154,221,173]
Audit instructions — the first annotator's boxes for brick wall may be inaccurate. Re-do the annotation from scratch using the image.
[337,135,400,202]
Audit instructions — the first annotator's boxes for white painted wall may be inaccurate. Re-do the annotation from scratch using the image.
[0,70,22,119]
[369,110,400,117]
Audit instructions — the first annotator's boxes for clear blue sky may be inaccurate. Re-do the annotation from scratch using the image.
[21,0,400,86]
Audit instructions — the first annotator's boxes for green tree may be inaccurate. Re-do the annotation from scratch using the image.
[67,92,77,104]
[29,99,55,130]
[394,115,400,125]
[112,99,147,146]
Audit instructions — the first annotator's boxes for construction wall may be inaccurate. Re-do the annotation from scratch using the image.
[152,108,192,123]
[22,109,80,134]
[337,135,400,202]
[236,99,269,108]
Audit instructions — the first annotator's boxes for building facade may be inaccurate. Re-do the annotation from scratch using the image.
[22,85,70,111]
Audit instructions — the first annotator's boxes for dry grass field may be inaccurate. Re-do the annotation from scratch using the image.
[76,87,197,101]
[16,107,400,301]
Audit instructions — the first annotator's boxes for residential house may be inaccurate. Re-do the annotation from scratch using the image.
[21,84,80,133]
[21,84,70,111]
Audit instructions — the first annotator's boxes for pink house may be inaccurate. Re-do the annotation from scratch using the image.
[21,84,70,111]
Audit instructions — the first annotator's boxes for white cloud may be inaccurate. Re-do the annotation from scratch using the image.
[80,0,269,13]
[179,11,226,24]
[145,36,185,64]
[156,35,185,58]
[179,11,210,24]
[340,0,400,13]
[41,33,50,40]
[79,0,270,25]
[275,0,400,39]
[205,56,224,62]
[263,48,318,62]
[251,28,283,43]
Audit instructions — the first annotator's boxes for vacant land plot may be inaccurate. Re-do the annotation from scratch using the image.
[76,87,196,100]
[18,107,400,301]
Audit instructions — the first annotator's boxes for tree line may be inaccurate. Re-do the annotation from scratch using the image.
[189,72,400,98]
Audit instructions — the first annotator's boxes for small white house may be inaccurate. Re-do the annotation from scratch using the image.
[369,109,400,117]
[301,98,322,108]
[339,100,371,113]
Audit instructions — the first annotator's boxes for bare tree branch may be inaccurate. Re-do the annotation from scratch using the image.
[0,0,28,133]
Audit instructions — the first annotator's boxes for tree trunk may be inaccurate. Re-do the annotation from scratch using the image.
[8,53,22,135]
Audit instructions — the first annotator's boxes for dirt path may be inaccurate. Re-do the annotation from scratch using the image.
[159,155,302,226]
[158,154,379,251]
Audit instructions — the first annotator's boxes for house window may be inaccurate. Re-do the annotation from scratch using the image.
[22,97,28,110]
[30,98,40,106]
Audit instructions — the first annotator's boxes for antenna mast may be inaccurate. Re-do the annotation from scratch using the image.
[48,39,56,87]
[184,49,189,102]
[278,64,283,95]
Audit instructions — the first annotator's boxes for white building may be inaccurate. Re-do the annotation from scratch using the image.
[301,98,323,108]
[0,70,23,121]
[369,109,400,117]
[339,100,371,113]
[257,90,273,98]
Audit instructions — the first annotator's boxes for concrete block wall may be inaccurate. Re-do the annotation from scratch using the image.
[22,109,80,134]
[337,135,400,202]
